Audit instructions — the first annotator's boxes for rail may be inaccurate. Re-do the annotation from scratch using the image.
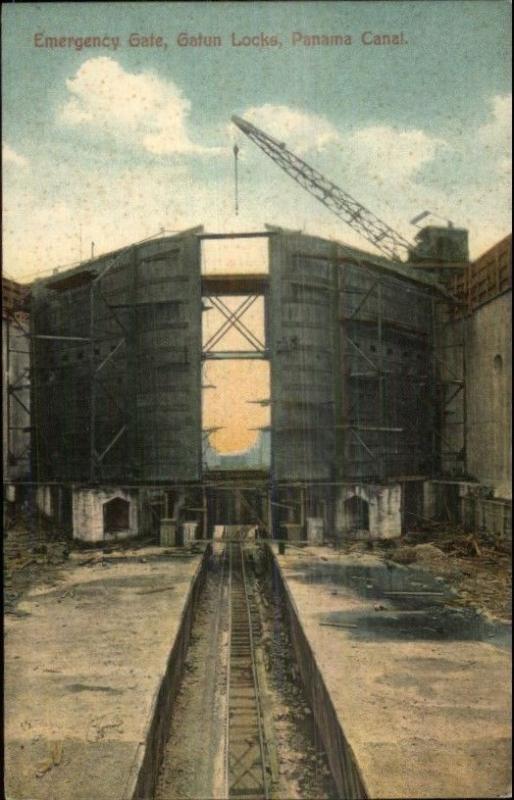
[227,541,271,800]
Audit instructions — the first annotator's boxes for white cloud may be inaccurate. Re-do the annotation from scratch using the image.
[478,93,512,176]
[59,57,224,156]
[3,143,28,167]
[478,94,511,148]
[346,125,446,183]
[237,103,445,186]
[241,104,341,153]
[232,99,511,258]
[498,156,512,177]
[2,160,233,280]
[5,93,511,281]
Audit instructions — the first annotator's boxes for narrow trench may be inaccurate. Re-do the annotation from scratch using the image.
[154,543,338,800]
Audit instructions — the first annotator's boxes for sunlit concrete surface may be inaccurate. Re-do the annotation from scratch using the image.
[274,545,512,799]
[4,547,206,800]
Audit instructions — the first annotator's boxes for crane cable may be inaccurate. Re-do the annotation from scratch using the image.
[233,144,240,216]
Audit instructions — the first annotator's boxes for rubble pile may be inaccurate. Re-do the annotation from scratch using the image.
[3,517,70,614]
[382,525,512,621]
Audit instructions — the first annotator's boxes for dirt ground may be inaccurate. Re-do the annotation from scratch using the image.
[3,515,188,614]
[5,512,510,624]
[4,515,511,799]
[4,516,71,615]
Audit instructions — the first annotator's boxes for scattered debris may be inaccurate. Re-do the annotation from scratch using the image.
[17,558,36,571]
[87,716,124,742]
[77,555,102,567]
[3,518,70,614]
[36,759,53,778]
[374,524,512,620]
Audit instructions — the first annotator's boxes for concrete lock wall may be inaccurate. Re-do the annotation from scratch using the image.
[268,547,369,799]
[72,487,139,542]
[432,286,512,541]
[336,484,402,539]
[125,545,210,800]
[465,291,512,499]
[437,289,512,495]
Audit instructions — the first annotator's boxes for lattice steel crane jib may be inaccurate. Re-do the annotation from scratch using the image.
[231,113,415,262]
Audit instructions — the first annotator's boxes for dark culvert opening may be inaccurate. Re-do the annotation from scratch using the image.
[103,497,130,534]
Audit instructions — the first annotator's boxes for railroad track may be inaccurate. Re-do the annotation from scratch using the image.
[227,540,272,800]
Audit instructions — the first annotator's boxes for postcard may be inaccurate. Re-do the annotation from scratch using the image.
[3,3,512,800]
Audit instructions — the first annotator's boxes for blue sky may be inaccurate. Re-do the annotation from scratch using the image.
[2,1,511,281]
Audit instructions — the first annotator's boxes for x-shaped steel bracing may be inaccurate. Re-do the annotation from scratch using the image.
[204,295,265,353]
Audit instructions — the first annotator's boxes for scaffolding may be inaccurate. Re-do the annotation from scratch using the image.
[4,301,32,480]
[29,228,204,485]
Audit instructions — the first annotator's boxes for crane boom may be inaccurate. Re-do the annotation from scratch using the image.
[231,114,412,262]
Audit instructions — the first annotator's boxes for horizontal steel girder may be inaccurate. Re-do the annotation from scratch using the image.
[203,351,269,360]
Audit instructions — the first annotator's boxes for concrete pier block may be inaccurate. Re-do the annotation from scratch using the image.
[72,487,138,543]
[160,518,177,547]
[35,484,53,518]
[336,483,402,540]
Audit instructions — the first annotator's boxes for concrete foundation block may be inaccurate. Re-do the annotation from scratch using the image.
[336,484,401,540]
[36,485,53,518]
[183,522,198,545]
[307,517,324,545]
[283,523,303,542]
[5,485,16,503]
[160,518,177,547]
[72,487,138,543]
